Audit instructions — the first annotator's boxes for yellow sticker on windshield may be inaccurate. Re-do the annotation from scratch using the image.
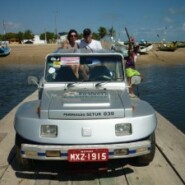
[53,61,61,68]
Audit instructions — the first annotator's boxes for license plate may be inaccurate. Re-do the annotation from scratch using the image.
[68,149,108,162]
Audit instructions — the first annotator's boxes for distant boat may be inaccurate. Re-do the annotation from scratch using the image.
[139,44,153,54]
[113,44,128,57]
[177,42,185,48]
[111,41,129,57]
[0,42,11,56]
[158,42,177,52]
[138,40,153,54]
[101,36,129,57]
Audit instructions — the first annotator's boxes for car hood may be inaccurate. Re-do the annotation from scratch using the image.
[40,89,133,119]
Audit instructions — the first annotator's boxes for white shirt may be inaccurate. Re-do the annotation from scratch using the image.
[77,39,102,50]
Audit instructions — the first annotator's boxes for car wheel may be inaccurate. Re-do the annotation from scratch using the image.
[15,134,34,169]
[134,132,156,166]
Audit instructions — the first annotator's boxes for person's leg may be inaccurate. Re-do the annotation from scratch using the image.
[127,77,136,98]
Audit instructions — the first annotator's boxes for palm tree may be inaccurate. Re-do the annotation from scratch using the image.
[98,27,107,39]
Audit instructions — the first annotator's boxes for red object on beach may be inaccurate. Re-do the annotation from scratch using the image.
[130,37,135,43]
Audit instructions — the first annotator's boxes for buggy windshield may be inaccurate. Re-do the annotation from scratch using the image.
[45,54,124,82]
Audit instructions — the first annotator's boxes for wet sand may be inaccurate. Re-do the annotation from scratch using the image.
[0,44,185,66]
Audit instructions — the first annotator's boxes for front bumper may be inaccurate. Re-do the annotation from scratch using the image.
[21,139,151,161]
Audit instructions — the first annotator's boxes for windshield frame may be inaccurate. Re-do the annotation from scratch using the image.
[44,53,125,83]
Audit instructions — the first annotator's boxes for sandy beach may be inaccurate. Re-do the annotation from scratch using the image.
[0,44,185,66]
[137,45,185,65]
[0,44,57,66]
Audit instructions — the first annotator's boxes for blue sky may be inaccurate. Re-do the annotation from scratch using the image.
[0,0,185,41]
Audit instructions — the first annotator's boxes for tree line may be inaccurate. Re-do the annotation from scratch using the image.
[0,26,115,43]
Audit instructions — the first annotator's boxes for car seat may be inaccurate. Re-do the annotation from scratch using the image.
[89,65,111,81]
[56,66,78,82]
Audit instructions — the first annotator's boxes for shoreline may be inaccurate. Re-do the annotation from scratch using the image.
[0,44,185,66]
[137,47,185,65]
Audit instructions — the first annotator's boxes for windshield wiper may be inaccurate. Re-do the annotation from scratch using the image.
[95,82,107,89]
[66,82,78,89]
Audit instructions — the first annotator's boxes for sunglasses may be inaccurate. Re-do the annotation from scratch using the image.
[70,34,77,38]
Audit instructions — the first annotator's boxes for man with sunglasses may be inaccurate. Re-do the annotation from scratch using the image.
[77,28,102,50]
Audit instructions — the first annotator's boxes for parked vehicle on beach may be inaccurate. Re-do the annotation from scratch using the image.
[0,42,11,56]
[14,48,157,168]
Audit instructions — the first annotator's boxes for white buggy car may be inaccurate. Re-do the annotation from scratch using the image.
[14,49,157,167]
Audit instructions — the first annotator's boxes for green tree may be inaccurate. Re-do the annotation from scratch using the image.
[98,27,107,39]
[0,34,3,40]
[40,32,56,43]
[92,32,100,40]
[24,30,34,39]
[78,33,83,39]
[16,31,24,43]
[4,32,17,40]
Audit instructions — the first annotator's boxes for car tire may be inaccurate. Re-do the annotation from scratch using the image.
[15,134,34,169]
[134,132,156,166]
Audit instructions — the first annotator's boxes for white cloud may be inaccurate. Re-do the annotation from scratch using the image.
[164,17,173,23]
[168,8,176,14]
[3,21,22,31]
[168,7,185,14]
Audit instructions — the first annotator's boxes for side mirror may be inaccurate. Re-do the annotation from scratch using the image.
[28,76,39,86]
[130,75,142,85]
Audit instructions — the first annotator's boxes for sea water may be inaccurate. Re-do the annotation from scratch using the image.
[138,64,185,133]
[0,64,43,118]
